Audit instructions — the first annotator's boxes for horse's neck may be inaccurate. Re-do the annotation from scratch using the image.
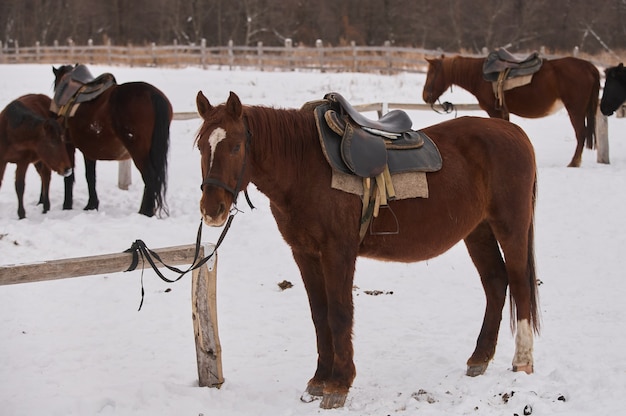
[245,106,321,199]
[446,57,485,94]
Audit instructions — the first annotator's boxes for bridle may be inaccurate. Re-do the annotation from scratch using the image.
[200,118,255,210]
[124,118,254,310]
[426,59,457,116]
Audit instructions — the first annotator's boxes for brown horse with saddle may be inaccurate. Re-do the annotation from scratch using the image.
[423,49,600,167]
[195,90,540,408]
[51,64,172,217]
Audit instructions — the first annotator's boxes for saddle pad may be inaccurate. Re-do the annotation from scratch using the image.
[491,74,533,93]
[331,170,429,199]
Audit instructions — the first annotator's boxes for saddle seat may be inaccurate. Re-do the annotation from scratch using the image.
[50,64,117,117]
[324,92,413,134]
[482,47,543,82]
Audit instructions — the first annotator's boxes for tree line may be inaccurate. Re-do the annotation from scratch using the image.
[2,0,626,56]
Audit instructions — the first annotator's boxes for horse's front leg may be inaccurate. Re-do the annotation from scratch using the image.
[317,246,358,409]
[34,162,51,213]
[83,157,99,210]
[63,144,76,210]
[294,246,358,409]
[14,161,28,219]
[292,250,334,401]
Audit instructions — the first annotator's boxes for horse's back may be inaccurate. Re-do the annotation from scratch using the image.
[360,116,535,261]
[423,116,535,171]
[14,94,52,116]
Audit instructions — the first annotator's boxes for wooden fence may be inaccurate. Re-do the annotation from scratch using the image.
[1,38,609,72]
[0,243,224,389]
[0,38,438,73]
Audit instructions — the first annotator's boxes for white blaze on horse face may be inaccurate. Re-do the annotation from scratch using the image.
[208,127,227,171]
[513,319,534,373]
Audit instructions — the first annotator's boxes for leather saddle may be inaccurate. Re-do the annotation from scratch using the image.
[482,48,543,82]
[50,64,117,116]
[313,92,442,179]
[310,92,442,239]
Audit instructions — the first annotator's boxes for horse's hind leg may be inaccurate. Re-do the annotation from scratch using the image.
[463,221,508,376]
[137,165,157,217]
[34,162,51,213]
[83,157,99,210]
[565,110,587,167]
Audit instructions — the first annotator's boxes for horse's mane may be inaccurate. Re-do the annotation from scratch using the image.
[443,56,484,90]
[243,105,320,176]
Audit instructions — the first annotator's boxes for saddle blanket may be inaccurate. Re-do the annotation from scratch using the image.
[331,170,428,199]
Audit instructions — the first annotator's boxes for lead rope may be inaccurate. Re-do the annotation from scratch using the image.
[125,209,238,311]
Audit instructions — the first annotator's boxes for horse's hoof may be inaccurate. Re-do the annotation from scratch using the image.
[320,392,348,409]
[300,391,320,403]
[84,202,99,210]
[513,364,534,374]
[466,364,488,377]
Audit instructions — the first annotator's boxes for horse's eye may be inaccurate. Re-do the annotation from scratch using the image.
[232,144,241,154]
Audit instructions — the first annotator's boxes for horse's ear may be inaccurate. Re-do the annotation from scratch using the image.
[226,91,243,119]
[52,66,59,76]
[196,91,212,118]
[619,63,624,69]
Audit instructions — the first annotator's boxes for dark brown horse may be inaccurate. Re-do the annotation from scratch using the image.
[423,55,600,167]
[52,64,172,217]
[0,94,72,219]
[195,91,540,409]
[600,63,626,116]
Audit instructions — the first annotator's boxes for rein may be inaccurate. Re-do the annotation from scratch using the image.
[125,118,254,310]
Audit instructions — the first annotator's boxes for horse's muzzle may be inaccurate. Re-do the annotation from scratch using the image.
[200,200,229,227]
[60,168,73,177]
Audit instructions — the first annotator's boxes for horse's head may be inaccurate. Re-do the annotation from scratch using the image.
[52,64,76,89]
[38,118,72,177]
[601,63,626,116]
[196,91,250,227]
[423,56,450,104]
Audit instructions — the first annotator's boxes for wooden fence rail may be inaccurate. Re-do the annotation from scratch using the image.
[0,243,224,388]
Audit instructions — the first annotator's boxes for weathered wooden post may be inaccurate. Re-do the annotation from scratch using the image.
[201,38,207,70]
[192,244,224,387]
[316,39,324,72]
[118,159,132,190]
[596,108,610,164]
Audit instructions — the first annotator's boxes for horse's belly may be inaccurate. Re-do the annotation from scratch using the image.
[358,206,479,263]
[513,98,563,118]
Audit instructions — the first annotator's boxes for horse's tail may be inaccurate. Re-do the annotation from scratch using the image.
[150,90,172,217]
[510,173,541,335]
[585,65,601,150]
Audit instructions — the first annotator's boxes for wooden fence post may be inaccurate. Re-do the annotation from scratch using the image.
[596,107,610,164]
[192,244,224,387]
[118,159,132,190]
[316,39,324,72]
[201,38,207,69]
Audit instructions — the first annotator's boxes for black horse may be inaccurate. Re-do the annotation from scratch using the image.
[600,63,626,116]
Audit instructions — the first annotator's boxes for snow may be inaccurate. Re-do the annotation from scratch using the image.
[1,64,625,416]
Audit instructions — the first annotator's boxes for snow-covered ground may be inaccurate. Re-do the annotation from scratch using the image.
[1,64,625,416]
